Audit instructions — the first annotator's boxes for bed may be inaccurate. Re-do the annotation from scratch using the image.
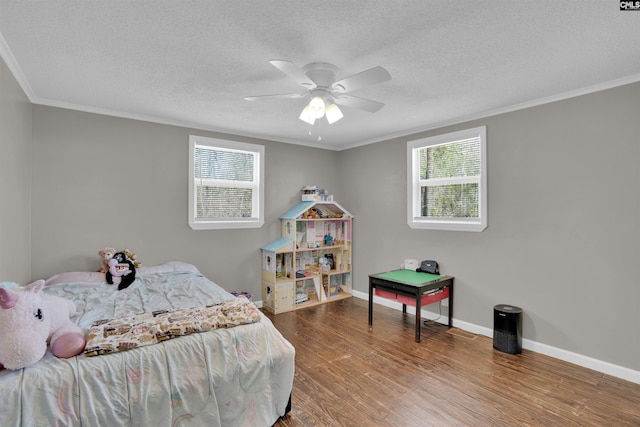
[0,262,295,427]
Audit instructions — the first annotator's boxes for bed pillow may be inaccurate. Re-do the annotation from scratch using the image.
[44,262,201,286]
[45,272,107,286]
[136,261,201,276]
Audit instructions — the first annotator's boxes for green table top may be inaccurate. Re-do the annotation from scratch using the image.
[375,269,443,285]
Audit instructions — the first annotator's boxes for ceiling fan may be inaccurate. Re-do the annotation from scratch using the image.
[244,60,391,125]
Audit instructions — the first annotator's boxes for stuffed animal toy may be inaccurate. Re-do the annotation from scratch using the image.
[97,247,117,273]
[0,280,86,370]
[105,251,136,290]
[108,258,131,277]
[123,248,141,269]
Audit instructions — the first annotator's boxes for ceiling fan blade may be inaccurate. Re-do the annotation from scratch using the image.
[244,93,307,101]
[269,60,317,88]
[332,66,391,93]
[334,94,385,113]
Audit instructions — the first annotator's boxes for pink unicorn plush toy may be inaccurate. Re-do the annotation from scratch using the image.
[0,280,86,370]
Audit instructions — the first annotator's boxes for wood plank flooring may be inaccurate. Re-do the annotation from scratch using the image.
[265,297,640,427]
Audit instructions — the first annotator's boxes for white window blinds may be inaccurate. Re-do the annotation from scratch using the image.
[408,126,487,231]
[189,136,264,230]
[418,136,481,219]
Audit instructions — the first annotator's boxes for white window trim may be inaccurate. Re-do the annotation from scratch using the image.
[407,126,487,232]
[188,135,265,230]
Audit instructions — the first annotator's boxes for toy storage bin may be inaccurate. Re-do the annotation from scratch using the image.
[375,289,398,300]
[396,287,449,306]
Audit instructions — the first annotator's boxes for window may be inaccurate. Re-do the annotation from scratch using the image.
[188,135,264,230]
[407,126,487,231]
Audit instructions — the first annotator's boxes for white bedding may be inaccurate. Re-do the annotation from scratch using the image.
[0,263,295,427]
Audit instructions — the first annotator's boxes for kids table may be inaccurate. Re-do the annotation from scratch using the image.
[369,269,454,342]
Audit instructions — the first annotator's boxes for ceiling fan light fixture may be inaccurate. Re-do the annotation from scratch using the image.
[246,60,391,128]
[299,105,316,125]
[325,103,343,124]
[308,95,325,119]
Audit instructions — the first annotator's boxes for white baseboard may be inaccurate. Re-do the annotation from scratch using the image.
[352,290,640,385]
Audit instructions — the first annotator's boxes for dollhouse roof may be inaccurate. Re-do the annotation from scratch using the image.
[279,201,353,220]
[260,237,295,252]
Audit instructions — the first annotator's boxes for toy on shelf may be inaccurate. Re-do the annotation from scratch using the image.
[300,185,333,202]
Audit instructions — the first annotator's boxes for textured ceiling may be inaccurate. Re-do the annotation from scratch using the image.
[1,1,640,150]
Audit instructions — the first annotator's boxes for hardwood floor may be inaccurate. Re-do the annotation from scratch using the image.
[265,297,640,427]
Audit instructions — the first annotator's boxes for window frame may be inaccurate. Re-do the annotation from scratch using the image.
[188,135,265,230]
[407,126,487,232]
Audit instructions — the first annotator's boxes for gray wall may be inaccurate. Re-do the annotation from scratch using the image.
[0,57,31,283]
[2,50,638,374]
[340,82,640,371]
[30,106,342,296]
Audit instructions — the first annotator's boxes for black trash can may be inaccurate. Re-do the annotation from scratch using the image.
[493,304,522,354]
